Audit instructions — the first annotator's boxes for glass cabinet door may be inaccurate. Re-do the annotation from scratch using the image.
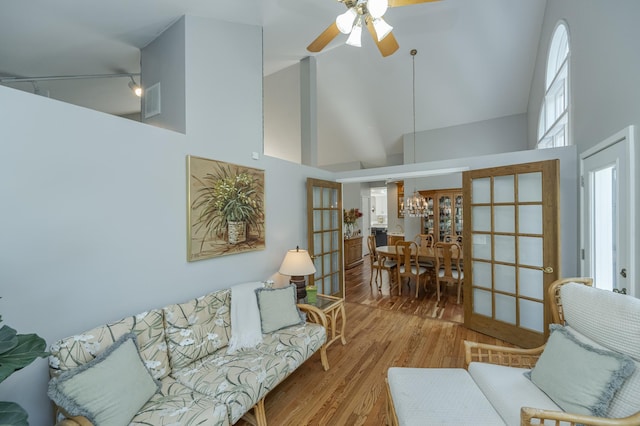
[439,195,452,241]
[421,195,435,234]
[454,194,463,237]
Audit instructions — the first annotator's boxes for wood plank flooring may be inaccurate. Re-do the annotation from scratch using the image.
[237,256,508,426]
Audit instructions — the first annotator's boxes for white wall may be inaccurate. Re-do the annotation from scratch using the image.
[141,15,186,133]
[0,17,332,425]
[264,63,301,163]
[405,113,529,164]
[527,0,640,290]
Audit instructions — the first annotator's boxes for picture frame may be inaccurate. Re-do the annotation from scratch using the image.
[187,155,265,261]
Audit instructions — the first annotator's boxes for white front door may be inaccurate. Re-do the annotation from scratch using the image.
[581,126,636,296]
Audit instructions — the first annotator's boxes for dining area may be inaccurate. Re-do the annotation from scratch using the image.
[366,233,465,306]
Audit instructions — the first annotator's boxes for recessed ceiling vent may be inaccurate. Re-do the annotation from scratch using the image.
[144,82,161,119]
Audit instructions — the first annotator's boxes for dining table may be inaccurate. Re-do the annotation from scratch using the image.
[375,244,464,263]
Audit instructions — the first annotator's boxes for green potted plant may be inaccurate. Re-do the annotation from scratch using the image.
[192,165,264,246]
[0,311,48,426]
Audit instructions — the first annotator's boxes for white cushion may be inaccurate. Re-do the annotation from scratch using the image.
[468,362,561,426]
[399,265,427,274]
[438,269,463,279]
[387,367,505,425]
[560,283,640,361]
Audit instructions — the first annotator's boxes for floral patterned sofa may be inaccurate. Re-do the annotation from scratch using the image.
[48,285,328,426]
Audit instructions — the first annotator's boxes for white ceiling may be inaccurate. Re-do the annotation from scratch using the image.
[0,0,547,168]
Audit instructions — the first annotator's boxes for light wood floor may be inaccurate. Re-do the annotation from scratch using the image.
[238,256,508,426]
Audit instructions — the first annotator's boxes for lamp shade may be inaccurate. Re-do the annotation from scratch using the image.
[346,19,362,47]
[372,17,393,41]
[279,247,316,277]
[336,8,357,34]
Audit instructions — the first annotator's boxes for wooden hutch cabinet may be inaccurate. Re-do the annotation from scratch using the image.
[419,189,463,242]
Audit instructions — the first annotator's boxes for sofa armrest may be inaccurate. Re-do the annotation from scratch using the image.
[56,416,94,426]
[464,341,544,369]
[297,304,328,330]
[521,407,640,426]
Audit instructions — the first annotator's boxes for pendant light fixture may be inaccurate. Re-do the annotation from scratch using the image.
[404,49,429,218]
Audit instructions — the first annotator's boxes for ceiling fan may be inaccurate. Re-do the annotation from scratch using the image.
[307,0,440,57]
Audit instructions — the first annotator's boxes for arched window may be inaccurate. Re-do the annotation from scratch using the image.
[538,22,570,149]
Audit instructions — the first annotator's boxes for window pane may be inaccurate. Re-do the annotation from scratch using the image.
[495,264,516,293]
[472,234,492,260]
[473,261,492,289]
[518,172,542,202]
[519,205,543,235]
[520,299,544,333]
[472,178,491,203]
[473,289,493,317]
[494,175,514,202]
[494,206,515,233]
[472,206,491,232]
[495,294,516,325]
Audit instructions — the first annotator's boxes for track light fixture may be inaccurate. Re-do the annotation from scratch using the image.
[128,76,142,97]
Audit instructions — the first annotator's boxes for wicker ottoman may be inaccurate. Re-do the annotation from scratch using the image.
[386,367,506,425]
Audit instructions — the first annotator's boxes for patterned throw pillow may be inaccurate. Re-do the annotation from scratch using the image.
[163,289,231,369]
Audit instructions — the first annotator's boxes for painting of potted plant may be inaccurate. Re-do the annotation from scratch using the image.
[188,156,265,261]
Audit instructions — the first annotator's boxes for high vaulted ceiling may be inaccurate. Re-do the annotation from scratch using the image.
[0,0,546,168]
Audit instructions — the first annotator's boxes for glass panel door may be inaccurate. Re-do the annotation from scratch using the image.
[307,178,343,297]
[581,127,635,296]
[463,160,560,348]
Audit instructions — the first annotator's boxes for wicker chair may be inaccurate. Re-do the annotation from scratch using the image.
[387,277,640,426]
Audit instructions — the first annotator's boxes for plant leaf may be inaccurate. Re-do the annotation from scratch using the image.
[0,333,47,383]
[0,326,18,356]
[0,400,28,426]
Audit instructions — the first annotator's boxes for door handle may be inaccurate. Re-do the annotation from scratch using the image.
[541,266,554,274]
[620,268,627,278]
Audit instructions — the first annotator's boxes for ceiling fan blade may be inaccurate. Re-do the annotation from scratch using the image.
[307,22,341,52]
[388,0,440,7]
[366,20,399,57]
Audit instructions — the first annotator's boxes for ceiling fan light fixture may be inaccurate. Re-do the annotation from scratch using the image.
[367,0,388,19]
[346,18,363,47]
[372,17,393,41]
[336,8,357,34]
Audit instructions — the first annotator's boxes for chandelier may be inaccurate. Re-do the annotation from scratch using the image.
[403,189,429,217]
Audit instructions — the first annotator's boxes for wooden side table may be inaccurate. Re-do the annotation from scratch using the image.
[303,294,346,370]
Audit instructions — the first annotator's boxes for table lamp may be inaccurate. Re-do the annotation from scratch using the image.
[278,246,316,301]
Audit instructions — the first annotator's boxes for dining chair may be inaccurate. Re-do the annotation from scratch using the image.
[434,241,464,304]
[395,240,430,298]
[367,235,397,291]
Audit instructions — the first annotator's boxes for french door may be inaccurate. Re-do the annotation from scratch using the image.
[306,178,344,297]
[581,126,635,296]
[463,160,560,348]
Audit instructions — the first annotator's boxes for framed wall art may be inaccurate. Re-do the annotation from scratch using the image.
[187,155,265,261]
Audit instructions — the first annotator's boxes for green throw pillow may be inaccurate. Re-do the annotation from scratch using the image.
[528,325,635,417]
[255,285,306,333]
[48,333,160,426]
